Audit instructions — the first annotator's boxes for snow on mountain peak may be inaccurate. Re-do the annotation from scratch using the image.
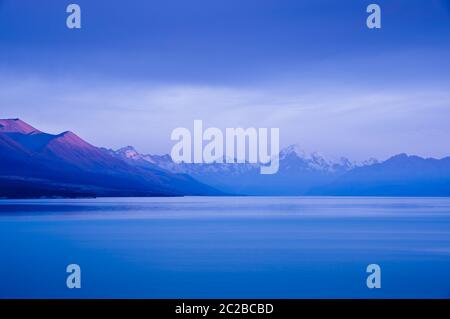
[280,144,355,172]
[117,146,141,160]
[280,144,309,160]
[115,146,157,163]
[111,143,378,174]
[355,157,379,167]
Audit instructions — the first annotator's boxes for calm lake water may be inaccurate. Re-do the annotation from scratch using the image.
[1,196,450,298]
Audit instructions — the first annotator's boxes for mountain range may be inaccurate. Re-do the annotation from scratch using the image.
[110,140,450,197]
[1,118,449,198]
[0,119,219,198]
[111,144,373,196]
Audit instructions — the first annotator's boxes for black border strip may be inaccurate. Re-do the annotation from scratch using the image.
[1,299,449,317]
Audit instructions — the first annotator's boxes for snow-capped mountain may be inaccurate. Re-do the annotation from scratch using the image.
[110,144,378,195]
[113,144,367,174]
[115,146,159,164]
[112,145,258,174]
[279,144,378,172]
[2,119,450,197]
[279,144,354,172]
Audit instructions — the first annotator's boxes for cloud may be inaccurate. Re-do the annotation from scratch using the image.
[1,73,450,160]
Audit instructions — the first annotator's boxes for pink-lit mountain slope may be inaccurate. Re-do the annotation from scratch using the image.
[0,119,219,198]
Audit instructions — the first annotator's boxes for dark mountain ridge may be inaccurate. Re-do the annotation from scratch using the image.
[0,119,219,198]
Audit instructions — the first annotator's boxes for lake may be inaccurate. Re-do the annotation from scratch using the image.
[1,196,450,298]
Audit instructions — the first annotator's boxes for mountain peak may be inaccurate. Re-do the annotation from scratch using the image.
[0,118,41,134]
[388,153,410,161]
[117,145,138,153]
[116,145,142,160]
[114,146,160,164]
[279,144,358,172]
[280,144,309,159]
[51,130,93,149]
[58,130,75,137]
[281,144,335,163]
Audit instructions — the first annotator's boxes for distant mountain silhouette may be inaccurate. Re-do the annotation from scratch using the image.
[112,145,450,197]
[308,154,450,196]
[111,144,377,195]
[2,119,449,198]
[0,119,220,198]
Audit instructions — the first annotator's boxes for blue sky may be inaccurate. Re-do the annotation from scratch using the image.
[1,0,450,160]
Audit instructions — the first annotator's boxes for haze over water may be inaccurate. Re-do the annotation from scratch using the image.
[1,196,450,298]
